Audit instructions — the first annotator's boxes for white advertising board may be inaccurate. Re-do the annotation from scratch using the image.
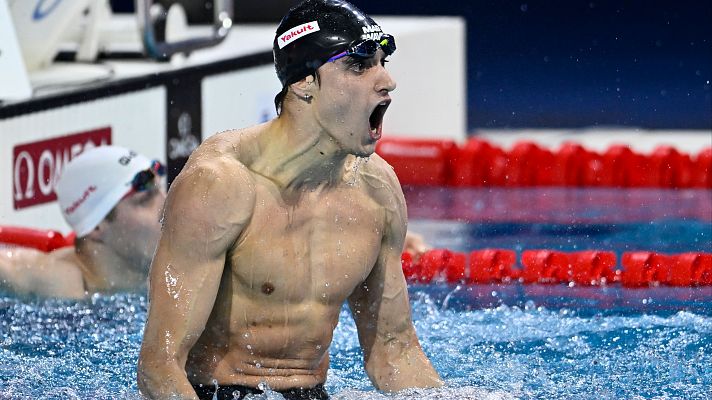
[0,87,166,232]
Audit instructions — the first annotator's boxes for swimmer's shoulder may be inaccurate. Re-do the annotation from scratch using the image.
[0,246,85,299]
[357,153,407,216]
[359,153,404,193]
[198,124,265,166]
[168,130,258,228]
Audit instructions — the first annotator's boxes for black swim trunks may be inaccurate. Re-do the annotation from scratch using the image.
[192,383,329,400]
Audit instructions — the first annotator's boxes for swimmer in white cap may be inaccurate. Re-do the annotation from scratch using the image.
[138,1,442,398]
[0,145,166,298]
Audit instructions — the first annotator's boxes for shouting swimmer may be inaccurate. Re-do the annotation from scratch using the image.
[0,146,166,298]
[137,0,444,399]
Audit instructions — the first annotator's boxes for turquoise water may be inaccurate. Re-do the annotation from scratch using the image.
[1,187,710,399]
[1,285,711,399]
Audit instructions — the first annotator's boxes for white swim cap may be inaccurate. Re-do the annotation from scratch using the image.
[55,145,152,237]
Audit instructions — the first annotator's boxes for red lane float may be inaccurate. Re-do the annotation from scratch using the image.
[450,138,496,186]
[375,138,458,186]
[620,252,671,287]
[650,146,693,188]
[375,138,712,189]
[403,249,466,283]
[519,250,617,285]
[521,250,571,284]
[2,225,709,288]
[402,248,712,287]
[469,249,518,283]
[604,145,636,187]
[693,147,712,188]
[570,251,618,285]
[621,251,712,287]
[0,226,74,252]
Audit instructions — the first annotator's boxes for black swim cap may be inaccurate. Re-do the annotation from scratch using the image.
[273,0,389,86]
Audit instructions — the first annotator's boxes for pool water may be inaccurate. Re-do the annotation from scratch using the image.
[406,187,711,256]
[2,285,711,400]
[2,187,711,399]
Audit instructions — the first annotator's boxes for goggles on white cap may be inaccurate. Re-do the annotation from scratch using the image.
[55,146,163,237]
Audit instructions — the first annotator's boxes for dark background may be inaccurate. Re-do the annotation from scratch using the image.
[114,1,712,131]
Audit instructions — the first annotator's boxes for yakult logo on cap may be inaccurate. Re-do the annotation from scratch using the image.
[278,21,320,49]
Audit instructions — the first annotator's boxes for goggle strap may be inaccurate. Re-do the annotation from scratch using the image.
[328,34,396,63]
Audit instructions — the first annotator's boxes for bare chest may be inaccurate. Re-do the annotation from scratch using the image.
[229,182,384,304]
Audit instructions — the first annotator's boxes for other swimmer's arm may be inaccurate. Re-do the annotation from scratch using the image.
[137,156,255,399]
[348,167,443,393]
[403,231,430,260]
[0,247,85,298]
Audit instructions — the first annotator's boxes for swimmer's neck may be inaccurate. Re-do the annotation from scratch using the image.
[74,239,147,294]
[253,117,352,190]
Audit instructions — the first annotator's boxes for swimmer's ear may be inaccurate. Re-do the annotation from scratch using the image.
[290,75,315,103]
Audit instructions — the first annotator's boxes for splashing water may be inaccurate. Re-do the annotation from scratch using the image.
[1,284,711,399]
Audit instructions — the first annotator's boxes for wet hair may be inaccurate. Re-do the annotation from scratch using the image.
[274,86,289,115]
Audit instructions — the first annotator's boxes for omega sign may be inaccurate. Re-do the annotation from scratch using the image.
[12,127,111,209]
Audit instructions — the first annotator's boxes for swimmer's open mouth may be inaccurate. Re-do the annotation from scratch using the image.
[369,100,390,140]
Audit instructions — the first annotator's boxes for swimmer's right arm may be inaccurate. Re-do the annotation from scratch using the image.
[137,154,255,399]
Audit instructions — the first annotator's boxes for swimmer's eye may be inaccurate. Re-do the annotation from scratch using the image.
[345,57,380,73]
[346,59,369,73]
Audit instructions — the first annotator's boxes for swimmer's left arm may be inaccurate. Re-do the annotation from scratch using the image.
[348,164,443,392]
[403,231,430,260]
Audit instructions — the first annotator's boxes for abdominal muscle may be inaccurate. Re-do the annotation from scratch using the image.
[183,172,382,390]
[185,284,343,390]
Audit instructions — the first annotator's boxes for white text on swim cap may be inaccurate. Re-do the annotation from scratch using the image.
[361,25,383,41]
[278,21,320,49]
[362,25,382,34]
